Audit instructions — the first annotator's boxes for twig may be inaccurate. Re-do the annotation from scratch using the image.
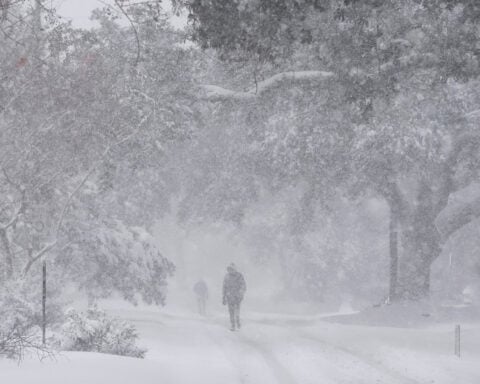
[114,0,141,66]
[0,167,25,231]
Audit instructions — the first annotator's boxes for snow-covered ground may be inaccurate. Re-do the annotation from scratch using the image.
[2,302,480,384]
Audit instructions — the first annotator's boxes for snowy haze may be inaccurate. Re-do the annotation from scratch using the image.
[57,0,187,29]
[56,0,101,28]
[1,1,480,383]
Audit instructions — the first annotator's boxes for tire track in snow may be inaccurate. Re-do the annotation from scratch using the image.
[204,322,298,384]
[127,314,254,384]
[248,317,421,384]
[126,311,416,384]
[295,331,421,384]
[235,333,298,384]
[202,325,249,384]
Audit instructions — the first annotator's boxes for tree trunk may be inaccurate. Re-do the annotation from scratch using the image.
[0,229,13,280]
[397,218,441,300]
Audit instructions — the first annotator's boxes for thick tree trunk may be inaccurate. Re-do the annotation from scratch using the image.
[397,219,441,300]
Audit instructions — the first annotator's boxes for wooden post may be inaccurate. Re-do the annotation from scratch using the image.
[454,324,461,357]
[42,260,46,345]
[389,207,398,302]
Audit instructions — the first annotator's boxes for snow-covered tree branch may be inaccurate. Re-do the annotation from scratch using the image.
[201,70,335,102]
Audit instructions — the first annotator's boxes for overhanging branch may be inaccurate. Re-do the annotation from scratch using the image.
[433,131,480,229]
[200,70,335,102]
[435,191,480,241]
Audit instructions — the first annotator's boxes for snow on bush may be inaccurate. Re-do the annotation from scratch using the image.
[61,306,146,358]
[0,280,51,360]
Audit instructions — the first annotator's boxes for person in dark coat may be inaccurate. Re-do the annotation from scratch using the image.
[193,279,209,315]
[222,263,246,331]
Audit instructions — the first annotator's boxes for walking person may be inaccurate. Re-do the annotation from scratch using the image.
[222,263,246,331]
[193,279,209,316]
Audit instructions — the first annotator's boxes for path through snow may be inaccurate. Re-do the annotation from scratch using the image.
[1,307,480,384]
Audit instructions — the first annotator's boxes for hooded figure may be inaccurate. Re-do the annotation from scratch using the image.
[193,279,209,315]
[222,263,246,331]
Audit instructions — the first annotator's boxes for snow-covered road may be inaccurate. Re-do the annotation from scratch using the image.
[2,307,480,384]
[118,308,480,384]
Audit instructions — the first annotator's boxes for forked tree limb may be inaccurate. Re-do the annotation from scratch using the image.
[435,192,480,241]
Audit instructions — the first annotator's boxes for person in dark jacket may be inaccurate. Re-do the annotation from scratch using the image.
[222,263,246,331]
[193,279,209,315]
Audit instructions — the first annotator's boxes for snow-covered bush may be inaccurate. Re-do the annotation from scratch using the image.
[0,280,52,360]
[0,319,49,360]
[0,292,35,359]
[61,306,146,358]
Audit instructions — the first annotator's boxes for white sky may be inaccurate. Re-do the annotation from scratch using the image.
[55,0,107,28]
[55,0,187,29]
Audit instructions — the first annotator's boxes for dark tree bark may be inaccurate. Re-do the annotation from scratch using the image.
[0,229,13,280]
[389,205,399,301]
[395,180,444,300]
[397,222,441,300]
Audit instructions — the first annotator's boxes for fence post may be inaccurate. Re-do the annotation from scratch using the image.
[454,324,461,357]
[42,260,47,345]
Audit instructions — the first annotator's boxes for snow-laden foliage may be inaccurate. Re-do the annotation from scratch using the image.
[0,279,59,360]
[1,0,480,332]
[57,221,175,305]
[0,4,191,305]
[61,306,146,358]
[0,283,37,359]
[176,0,480,302]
